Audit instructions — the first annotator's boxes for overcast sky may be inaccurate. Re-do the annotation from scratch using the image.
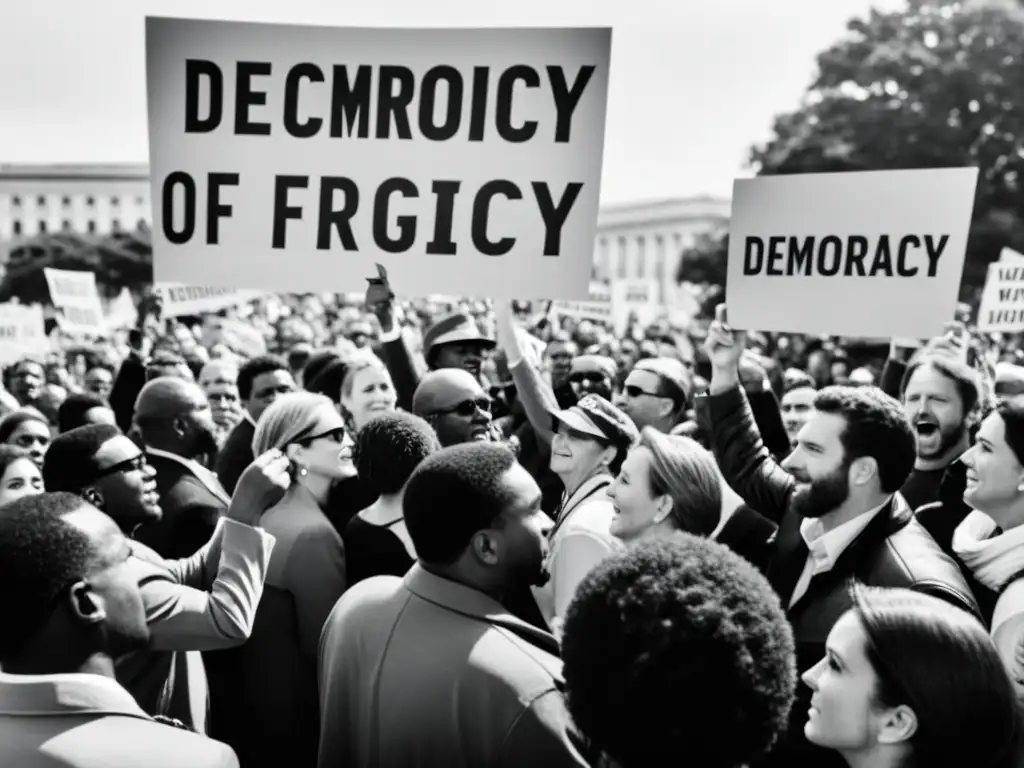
[0,0,905,204]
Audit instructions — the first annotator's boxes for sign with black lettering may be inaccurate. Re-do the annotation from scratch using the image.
[145,17,611,300]
[0,304,46,365]
[977,248,1024,332]
[43,268,107,335]
[154,282,266,317]
[724,169,977,337]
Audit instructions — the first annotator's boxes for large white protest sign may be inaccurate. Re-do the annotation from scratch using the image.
[977,247,1024,332]
[0,304,47,365]
[725,168,977,338]
[43,268,106,334]
[146,17,611,300]
[155,283,266,317]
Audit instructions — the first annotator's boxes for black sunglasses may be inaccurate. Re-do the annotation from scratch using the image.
[624,384,663,399]
[570,372,607,385]
[294,426,347,447]
[91,453,149,481]
[434,398,492,417]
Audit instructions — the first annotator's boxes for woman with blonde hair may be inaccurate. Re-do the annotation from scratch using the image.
[208,392,353,768]
[606,427,724,543]
[339,351,398,433]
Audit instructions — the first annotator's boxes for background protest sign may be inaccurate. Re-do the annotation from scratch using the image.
[724,168,977,338]
[43,268,107,335]
[145,17,611,300]
[155,282,266,317]
[612,279,660,334]
[977,247,1024,332]
[551,280,612,324]
[0,304,46,365]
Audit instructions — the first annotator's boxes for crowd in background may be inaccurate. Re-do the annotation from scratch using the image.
[0,274,1022,768]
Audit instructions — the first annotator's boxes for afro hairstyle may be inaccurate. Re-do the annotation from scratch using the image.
[560,535,797,768]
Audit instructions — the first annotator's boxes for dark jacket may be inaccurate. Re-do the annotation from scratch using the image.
[135,451,230,560]
[215,418,255,496]
[701,385,980,768]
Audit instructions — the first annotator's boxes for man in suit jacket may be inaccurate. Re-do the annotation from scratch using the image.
[133,378,231,559]
[42,424,282,734]
[318,443,588,768]
[215,355,296,494]
[699,310,979,768]
[0,492,238,768]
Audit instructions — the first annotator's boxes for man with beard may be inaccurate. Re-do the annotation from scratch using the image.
[898,353,977,514]
[317,442,587,768]
[700,306,978,768]
[130,379,232,559]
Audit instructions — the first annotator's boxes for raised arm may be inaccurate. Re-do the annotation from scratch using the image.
[701,307,796,524]
[133,452,289,651]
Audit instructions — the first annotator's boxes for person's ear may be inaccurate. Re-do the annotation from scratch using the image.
[876,704,918,745]
[67,581,106,626]
[471,530,501,566]
[82,487,104,509]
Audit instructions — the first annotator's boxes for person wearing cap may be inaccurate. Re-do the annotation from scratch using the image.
[374,298,497,413]
[532,394,638,640]
[412,370,497,447]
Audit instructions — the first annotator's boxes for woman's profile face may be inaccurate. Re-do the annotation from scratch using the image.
[961,412,1024,521]
[802,610,895,755]
[607,446,662,542]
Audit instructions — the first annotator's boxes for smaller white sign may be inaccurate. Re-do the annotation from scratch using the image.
[155,283,266,317]
[552,281,612,325]
[612,279,660,334]
[977,247,1024,332]
[0,303,47,365]
[43,268,107,334]
[725,168,978,337]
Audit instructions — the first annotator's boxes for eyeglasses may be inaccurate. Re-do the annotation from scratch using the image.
[433,398,492,417]
[569,372,607,385]
[91,453,149,481]
[295,426,348,447]
[624,384,664,399]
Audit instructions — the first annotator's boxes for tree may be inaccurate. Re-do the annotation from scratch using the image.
[751,0,1024,296]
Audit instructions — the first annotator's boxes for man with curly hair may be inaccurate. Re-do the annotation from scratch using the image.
[560,536,797,768]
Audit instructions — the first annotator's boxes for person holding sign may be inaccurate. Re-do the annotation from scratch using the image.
[700,305,978,768]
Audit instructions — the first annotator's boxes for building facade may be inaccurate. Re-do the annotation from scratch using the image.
[593,197,731,304]
[0,163,151,242]
[0,165,730,303]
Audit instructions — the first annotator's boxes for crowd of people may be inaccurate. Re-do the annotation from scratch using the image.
[0,274,1022,768]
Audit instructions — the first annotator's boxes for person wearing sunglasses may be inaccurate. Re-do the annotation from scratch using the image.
[617,357,693,435]
[566,355,617,403]
[210,392,353,768]
[40,423,282,735]
[412,369,496,447]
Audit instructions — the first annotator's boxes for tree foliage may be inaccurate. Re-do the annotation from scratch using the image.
[751,0,1024,295]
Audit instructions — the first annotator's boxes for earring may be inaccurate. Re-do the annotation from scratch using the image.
[298,465,308,478]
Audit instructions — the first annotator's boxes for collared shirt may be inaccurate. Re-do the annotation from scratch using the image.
[0,672,239,767]
[146,446,231,506]
[789,498,890,608]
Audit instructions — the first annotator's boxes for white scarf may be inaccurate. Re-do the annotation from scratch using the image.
[952,510,1024,592]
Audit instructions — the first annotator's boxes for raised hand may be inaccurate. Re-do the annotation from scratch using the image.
[704,304,747,372]
[227,450,292,527]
